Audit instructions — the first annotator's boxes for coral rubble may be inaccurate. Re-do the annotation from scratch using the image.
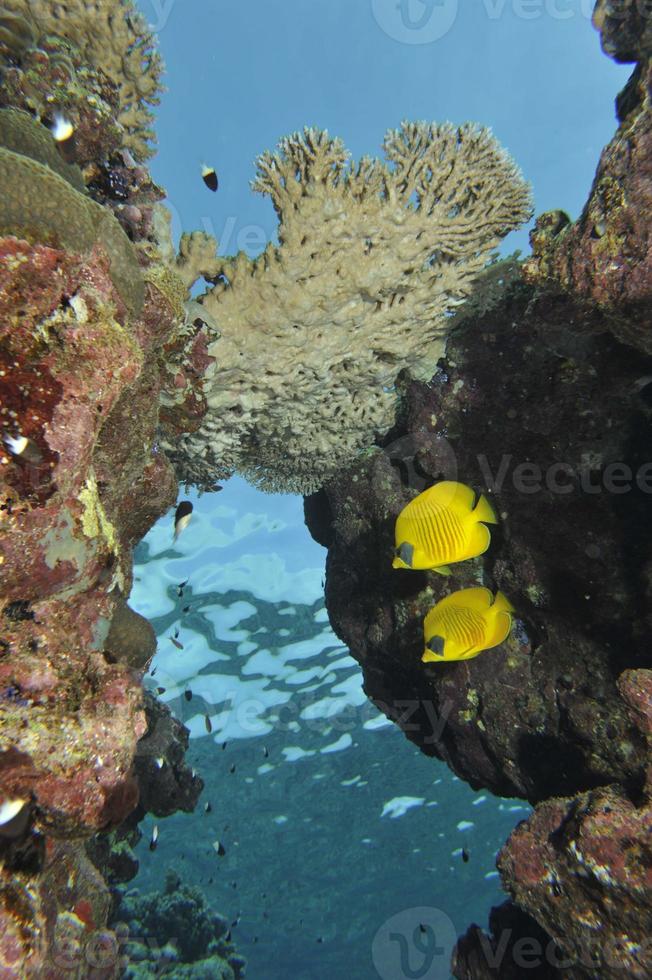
[161,123,531,493]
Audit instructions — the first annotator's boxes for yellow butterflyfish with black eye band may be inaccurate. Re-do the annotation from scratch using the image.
[393,481,498,575]
[422,588,514,663]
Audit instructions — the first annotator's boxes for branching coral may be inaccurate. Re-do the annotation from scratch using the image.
[163,122,532,493]
[0,0,163,160]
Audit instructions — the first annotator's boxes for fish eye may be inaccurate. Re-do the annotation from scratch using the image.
[426,635,445,657]
[396,542,414,567]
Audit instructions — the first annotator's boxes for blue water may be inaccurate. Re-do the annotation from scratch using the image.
[125,3,631,976]
[128,481,531,978]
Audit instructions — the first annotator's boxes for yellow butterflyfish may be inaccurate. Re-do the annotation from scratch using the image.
[393,481,498,575]
[422,587,514,664]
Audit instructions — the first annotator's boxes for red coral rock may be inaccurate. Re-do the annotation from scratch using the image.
[497,787,652,979]
[523,62,652,351]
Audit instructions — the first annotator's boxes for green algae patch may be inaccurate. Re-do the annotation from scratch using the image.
[42,508,91,574]
[144,262,187,322]
[79,471,118,554]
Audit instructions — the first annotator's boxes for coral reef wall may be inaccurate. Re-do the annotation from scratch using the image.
[0,2,202,975]
[304,7,652,979]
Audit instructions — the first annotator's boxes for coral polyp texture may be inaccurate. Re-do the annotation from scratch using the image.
[162,122,532,493]
[0,0,162,160]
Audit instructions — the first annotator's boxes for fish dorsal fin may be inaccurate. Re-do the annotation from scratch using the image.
[455,521,492,562]
[491,591,515,615]
[472,493,498,525]
[484,610,513,650]
[427,481,475,511]
[437,587,493,612]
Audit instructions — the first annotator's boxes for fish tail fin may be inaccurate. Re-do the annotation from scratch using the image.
[473,493,498,525]
[492,591,515,614]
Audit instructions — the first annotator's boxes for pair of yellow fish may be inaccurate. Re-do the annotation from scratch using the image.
[393,481,513,664]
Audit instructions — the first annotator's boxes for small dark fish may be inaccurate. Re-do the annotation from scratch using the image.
[150,666,157,677]
[182,604,191,613]
[205,715,212,733]
[222,741,228,751]
[229,763,236,774]
[184,690,192,701]
[170,636,184,650]
[213,840,226,857]
[253,937,259,944]
[201,164,218,191]
[263,746,269,758]
[51,114,76,163]
[173,500,193,540]
[177,578,189,597]
[174,627,180,638]
[225,929,232,941]
[462,848,470,863]
[204,802,212,813]
[316,937,323,943]
[231,881,237,889]
[3,433,44,465]
[149,825,159,851]
[156,686,166,695]
[419,924,426,934]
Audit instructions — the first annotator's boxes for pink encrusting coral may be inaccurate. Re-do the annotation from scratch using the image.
[0,4,185,969]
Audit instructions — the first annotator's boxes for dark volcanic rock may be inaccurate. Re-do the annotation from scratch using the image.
[592,0,652,64]
[524,59,652,350]
[304,29,652,980]
[309,283,650,803]
[453,901,565,979]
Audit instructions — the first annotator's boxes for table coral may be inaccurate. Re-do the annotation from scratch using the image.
[161,122,531,493]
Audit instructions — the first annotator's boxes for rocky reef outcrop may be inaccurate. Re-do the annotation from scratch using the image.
[305,7,652,978]
[114,871,246,980]
[0,2,204,975]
